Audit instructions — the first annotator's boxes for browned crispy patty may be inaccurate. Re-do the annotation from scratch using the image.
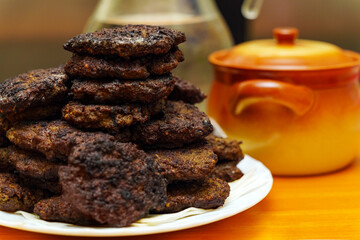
[4,105,63,123]
[0,106,63,145]
[168,76,206,104]
[0,173,48,212]
[148,143,217,183]
[0,115,10,135]
[6,120,116,161]
[65,48,184,79]
[0,67,68,115]
[133,101,213,148]
[19,174,61,194]
[0,147,12,171]
[64,25,186,58]
[2,145,62,194]
[0,116,10,147]
[6,146,62,181]
[62,99,164,133]
[111,128,133,143]
[205,135,244,163]
[211,161,243,182]
[70,74,175,104]
[0,136,9,148]
[34,196,96,225]
[59,138,167,227]
[153,176,230,213]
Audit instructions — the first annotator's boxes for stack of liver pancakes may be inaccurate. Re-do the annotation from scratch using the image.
[0,25,244,227]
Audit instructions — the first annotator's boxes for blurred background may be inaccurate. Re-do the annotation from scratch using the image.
[0,0,360,81]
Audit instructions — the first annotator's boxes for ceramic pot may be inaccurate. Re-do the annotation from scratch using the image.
[208,28,360,175]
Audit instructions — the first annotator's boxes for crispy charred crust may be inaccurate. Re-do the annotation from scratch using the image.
[211,161,243,182]
[62,99,165,132]
[111,128,133,143]
[34,196,97,225]
[133,101,213,148]
[6,120,115,161]
[0,115,10,135]
[65,48,184,79]
[4,105,63,123]
[18,174,61,194]
[0,146,62,193]
[147,47,184,75]
[153,176,230,213]
[205,134,244,163]
[59,138,167,227]
[6,120,78,161]
[168,76,206,104]
[64,25,186,58]
[71,74,175,104]
[0,147,12,171]
[148,143,217,183]
[0,67,68,115]
[6,146,62,181]
[0,105,63,141]
[0,116,10,147]
[0,173,48,212]
[0,136,10,148]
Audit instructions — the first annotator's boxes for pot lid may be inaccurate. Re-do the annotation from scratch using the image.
[209,27,360,70]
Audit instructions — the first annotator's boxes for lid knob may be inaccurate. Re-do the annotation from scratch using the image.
[273,27,298,45]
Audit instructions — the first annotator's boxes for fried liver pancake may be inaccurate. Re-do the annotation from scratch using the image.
[6,146,61,181]
[65,48,184,79]
[0,173,47,212]
[153,176,230,213]
[4,104,63,123]
[0,106,62,144]
[0,116,10,147]
[18,174,61,194]
[3,106,64,142]
[205,134,244,163]
[111,128,133,143]
[34,196,96,225]
[62,100,164,132]
[2,146,63,194]
[0,136,9,148]
[211,161,243,182]
[133,101,213,148]
[148,143,217,183]
[6,120,115,161]
[0,147,12,171]
[0,67,68,115]
[147,48,184,75]
[71,74,175,104]
[59,138,167,227]
[64,25,186,58]
[168,76,206,104]
[0,115,10,135]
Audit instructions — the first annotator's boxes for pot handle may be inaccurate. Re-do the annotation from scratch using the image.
[229,79,315,116]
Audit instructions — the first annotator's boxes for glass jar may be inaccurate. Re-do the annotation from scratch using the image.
[84,0,234,111]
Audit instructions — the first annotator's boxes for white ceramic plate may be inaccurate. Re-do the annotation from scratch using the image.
[0,155,272,237]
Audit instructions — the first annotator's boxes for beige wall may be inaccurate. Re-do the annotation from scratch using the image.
[0,0,97,80]
[1,0,360,81]
[247,0,360,52]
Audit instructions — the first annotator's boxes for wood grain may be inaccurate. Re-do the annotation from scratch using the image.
[0,159,359,240]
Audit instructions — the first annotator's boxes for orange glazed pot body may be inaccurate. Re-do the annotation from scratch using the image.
[208,28,360,175]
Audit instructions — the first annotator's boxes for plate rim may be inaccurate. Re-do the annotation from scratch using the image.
[0,155,273,237]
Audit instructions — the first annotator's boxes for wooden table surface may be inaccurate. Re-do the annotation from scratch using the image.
[1,159,359,240]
